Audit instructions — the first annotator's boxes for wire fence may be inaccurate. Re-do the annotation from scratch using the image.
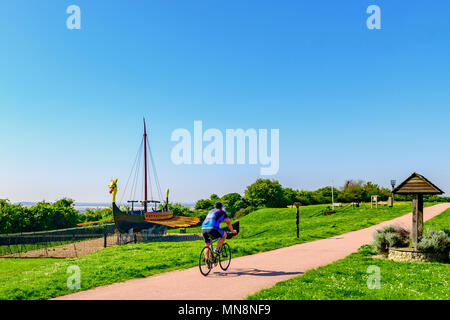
[0,224,203,258]
[0,224,117,258]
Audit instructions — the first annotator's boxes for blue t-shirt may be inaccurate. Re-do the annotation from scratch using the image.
[201,209,228,229]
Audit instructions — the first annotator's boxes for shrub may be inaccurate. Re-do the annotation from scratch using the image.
[194,199,214,211]
[192,210,208,222]
[385,232,403,247]
[373,225,409,254]
[416,229,450,253]
[424,195,450,203]
[0,199,84,234]
[244,179,287,208]
[168,203,194,217]
[235,206,258,219]
[358,245,377,256]
[221,193,246,218]
[84,207,112,222]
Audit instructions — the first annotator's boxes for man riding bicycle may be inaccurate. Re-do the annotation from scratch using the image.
[201,202,237,261]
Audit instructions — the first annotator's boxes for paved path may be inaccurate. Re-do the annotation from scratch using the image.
[56,203,450,300]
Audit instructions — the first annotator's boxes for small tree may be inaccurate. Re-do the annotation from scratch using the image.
[338,179,366,202]
[53,198,75,208]
[221,193,246,217]
[209,194,220,202]
[363,182,379,196]
[194,198,214,210]
[244,179,287,208]
[282,187,299,205]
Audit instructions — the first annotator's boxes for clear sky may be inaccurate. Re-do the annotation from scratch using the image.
[1,0,449,203]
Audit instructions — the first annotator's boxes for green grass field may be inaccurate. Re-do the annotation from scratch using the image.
[247,208,450,300]
[0,202,436,300]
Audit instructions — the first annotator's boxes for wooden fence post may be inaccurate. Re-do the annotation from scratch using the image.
[412,194,424,246]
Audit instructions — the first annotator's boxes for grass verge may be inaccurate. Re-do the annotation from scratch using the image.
[247,208,450,300]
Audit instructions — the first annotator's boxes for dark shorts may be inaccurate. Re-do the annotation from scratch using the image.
[201,227,225,244]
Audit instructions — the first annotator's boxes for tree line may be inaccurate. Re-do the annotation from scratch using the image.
[0,199,112,234]
[173,179,450,220]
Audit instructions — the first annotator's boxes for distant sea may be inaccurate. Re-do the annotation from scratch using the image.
[16,202,196,213]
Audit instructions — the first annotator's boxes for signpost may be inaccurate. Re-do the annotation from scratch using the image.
[390,179,396,207]
[331,180,335,211]
[294,202,301,238]
[370,195,378,209]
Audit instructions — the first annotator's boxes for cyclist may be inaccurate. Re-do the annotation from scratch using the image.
[201,202,237,262]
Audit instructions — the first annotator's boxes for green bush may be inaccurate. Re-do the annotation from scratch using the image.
[192,210,208,222]
[385,232,403,247]
[416,229,450,253]
[221,193,247,218]
[83,207,112,222]
[424,195,450,203]
[194,199,214,211]
[235,206,258,219]
[357,244,377,256]
[0,199,83,234]
[244,179,287,208]
[164,203,208,223]
[167,203,194,217]
[373,225,409,254]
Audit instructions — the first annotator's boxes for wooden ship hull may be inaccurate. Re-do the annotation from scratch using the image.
[112,202,200,234]
[112,202,167,234]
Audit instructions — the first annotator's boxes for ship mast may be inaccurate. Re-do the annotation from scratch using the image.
[143,117,148,213]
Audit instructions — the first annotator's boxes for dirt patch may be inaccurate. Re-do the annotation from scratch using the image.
[1,235,118,258]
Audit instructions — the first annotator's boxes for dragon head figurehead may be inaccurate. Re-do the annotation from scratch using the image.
[108,179,118,203]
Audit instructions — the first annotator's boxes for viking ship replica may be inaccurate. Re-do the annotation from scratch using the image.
[108,118,199,234]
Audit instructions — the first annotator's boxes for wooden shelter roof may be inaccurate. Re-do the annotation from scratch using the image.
[393,172,444,195]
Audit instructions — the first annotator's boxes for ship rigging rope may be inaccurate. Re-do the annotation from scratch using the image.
[127,139,143,205]
[146,137,154,202]
[117,133,164,210]
[119,138,143,205]
[147,136,164,203]
[131,143,143,204]
[125,136,143,206]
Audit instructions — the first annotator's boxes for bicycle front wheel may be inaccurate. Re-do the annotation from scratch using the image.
[199,246,213,276]
[219,243,232,271]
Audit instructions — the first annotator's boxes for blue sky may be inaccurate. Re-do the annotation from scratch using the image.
[1,1,449,203]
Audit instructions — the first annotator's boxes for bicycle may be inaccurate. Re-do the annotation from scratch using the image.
[198,235,232,276]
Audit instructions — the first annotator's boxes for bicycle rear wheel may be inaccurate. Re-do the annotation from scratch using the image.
[219,243,232,271]
[199,246,213,276]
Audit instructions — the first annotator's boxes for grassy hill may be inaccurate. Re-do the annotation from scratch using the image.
[0,201,431,300]
[172,202,425,253]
